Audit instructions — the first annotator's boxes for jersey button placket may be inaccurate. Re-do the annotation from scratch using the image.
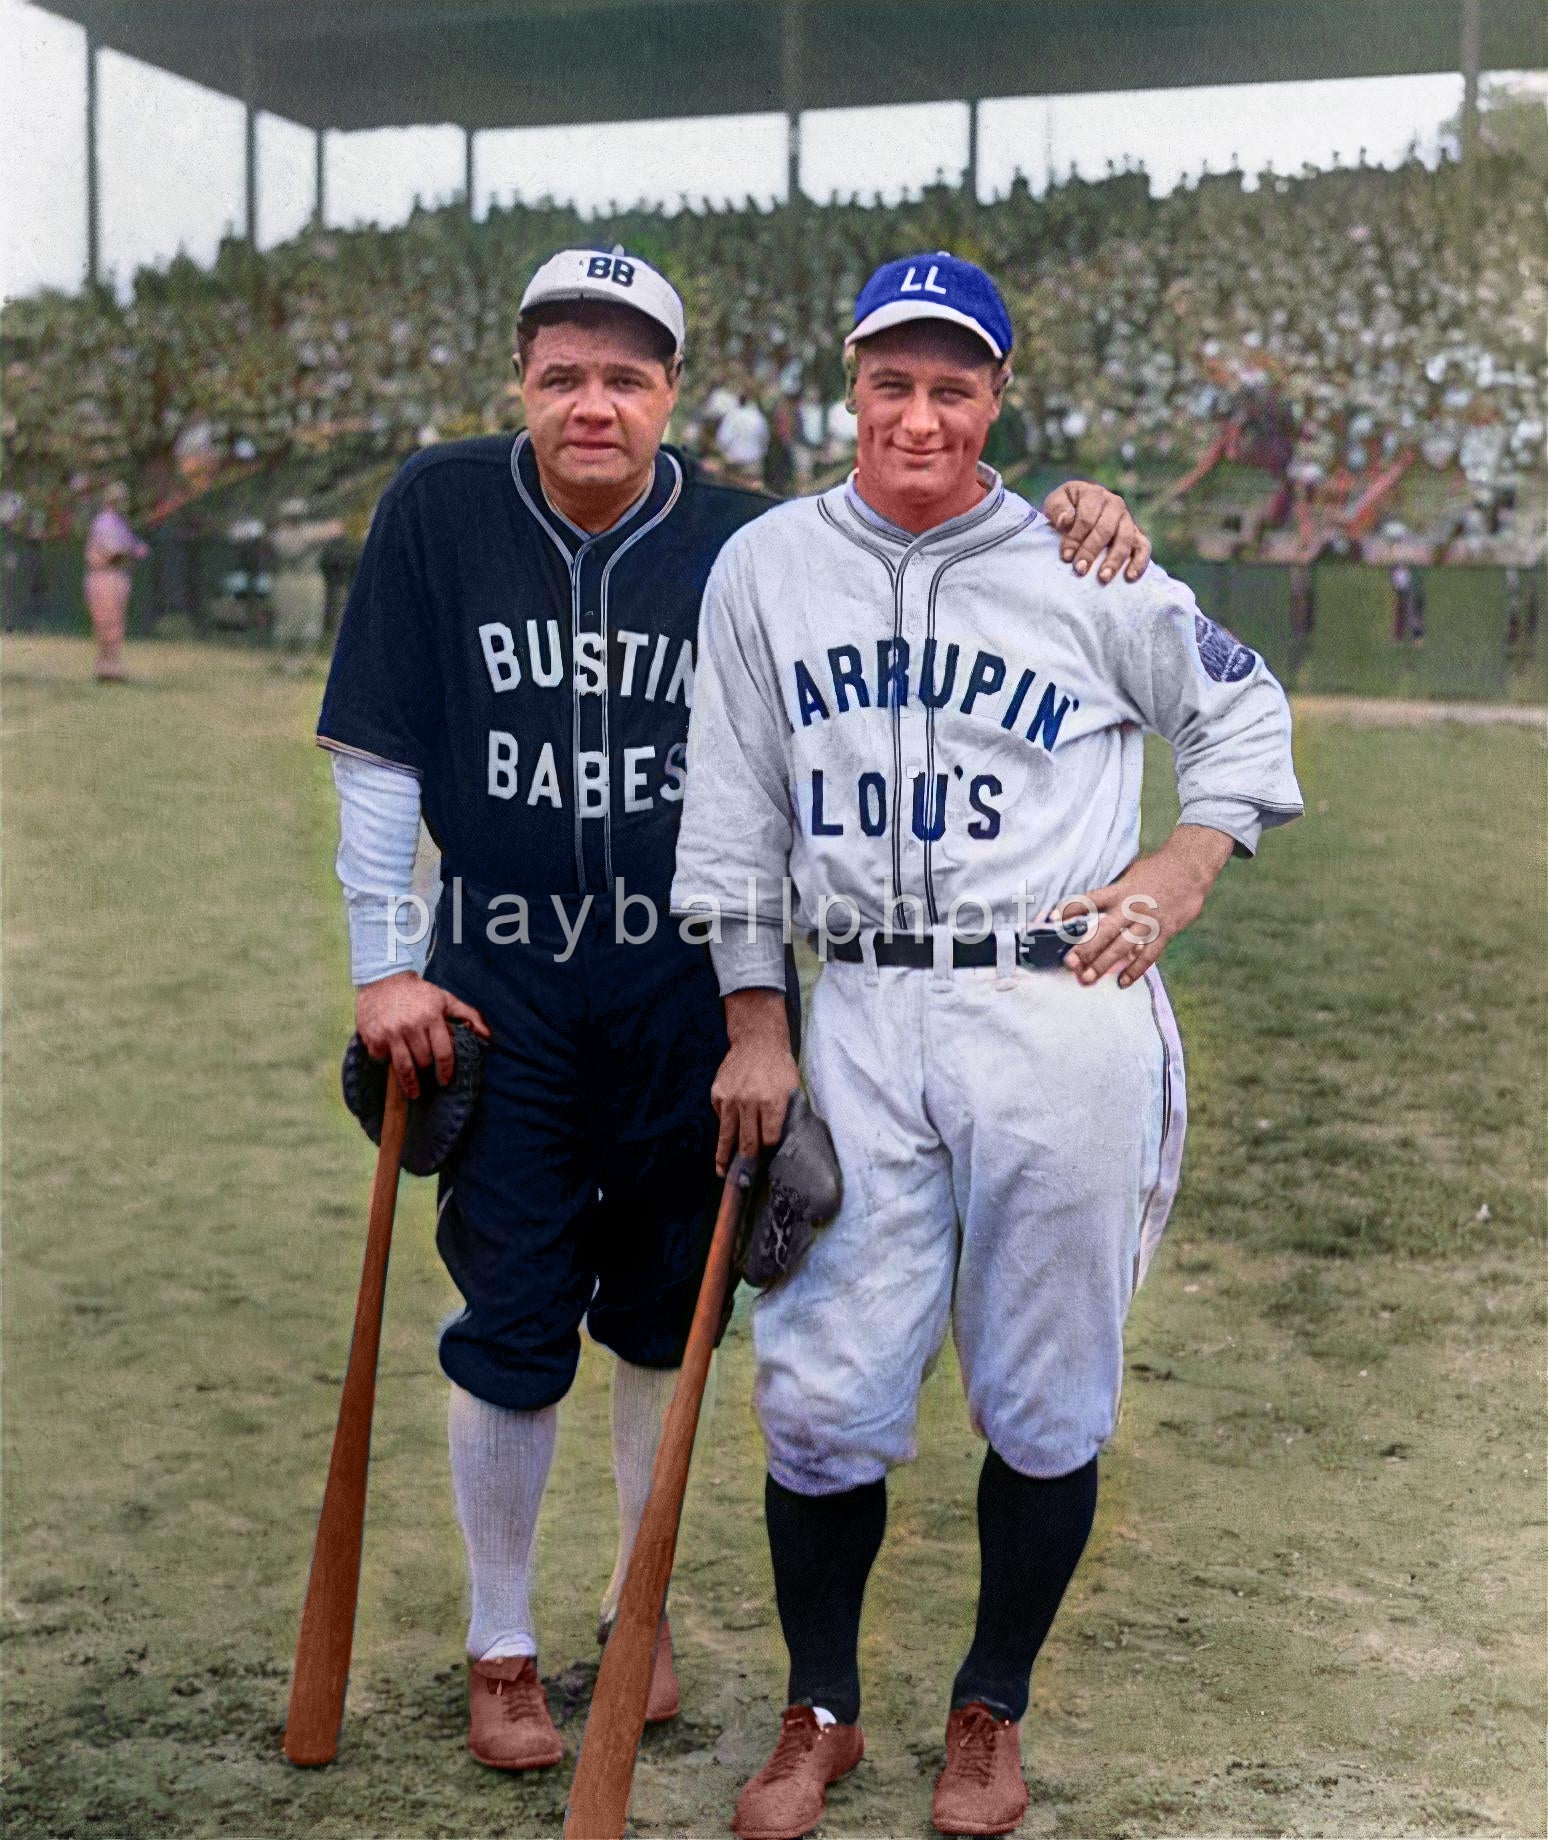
[899,571,928,903]
[584,595,612,889]
[574,552,608,893]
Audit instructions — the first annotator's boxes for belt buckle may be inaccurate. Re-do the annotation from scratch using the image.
[1015,915,1089,970]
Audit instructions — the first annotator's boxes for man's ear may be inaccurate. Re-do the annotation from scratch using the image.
[989,363,1013,421]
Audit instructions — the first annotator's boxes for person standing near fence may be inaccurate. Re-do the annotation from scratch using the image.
[83,482,149,681]
[1389,564,1426,647]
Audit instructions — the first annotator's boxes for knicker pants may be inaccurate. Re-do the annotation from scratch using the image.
[427,883,727,1412]
[752,948,1186,1492]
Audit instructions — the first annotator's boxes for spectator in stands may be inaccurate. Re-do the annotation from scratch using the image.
[714,389,770,486]
[765,389,801,496]
[83,482,149,681]
[798,389,827,456]
[826,393,859,462]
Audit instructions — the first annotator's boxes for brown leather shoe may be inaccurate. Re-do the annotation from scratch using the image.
[467,1654,564,1770]
[931,1702,1028,1835]
[596,1613,681,1723]
[733,1705,865,1840]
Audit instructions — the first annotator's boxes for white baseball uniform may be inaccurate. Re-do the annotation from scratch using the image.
[671,466,1302,1488]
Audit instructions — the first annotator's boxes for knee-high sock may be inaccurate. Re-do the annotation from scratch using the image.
[766,1474,887,1726]
[950,1448,1099,1721]
[447,1382,558,1662]
[599,1357,678,1628]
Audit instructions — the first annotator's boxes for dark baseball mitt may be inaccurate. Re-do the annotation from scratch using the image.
[738,1088,843,1288]
[341,1020,485,1176]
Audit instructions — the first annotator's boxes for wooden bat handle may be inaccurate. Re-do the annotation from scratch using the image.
[283,1077,408,1766]
[565,1155,756,1840]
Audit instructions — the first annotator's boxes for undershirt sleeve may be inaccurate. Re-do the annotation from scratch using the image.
[331,751,432,986]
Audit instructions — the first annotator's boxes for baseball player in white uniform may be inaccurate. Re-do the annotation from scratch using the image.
[670,252,1303,1839]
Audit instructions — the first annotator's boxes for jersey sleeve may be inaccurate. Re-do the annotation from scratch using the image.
[316,475,441,775]
[1115,571,1304,856]
[670,537,795,991]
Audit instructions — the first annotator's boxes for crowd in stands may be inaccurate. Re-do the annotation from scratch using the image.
[2,143,1543,562]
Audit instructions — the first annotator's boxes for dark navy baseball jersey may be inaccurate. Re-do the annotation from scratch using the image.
[317,432,772,899]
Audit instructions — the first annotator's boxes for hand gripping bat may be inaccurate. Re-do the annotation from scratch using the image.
[283,1076,408,1766]
[564,1154,757,1839]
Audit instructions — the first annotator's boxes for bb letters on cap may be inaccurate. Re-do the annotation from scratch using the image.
[587,254,635,286]
[899,264,949,295]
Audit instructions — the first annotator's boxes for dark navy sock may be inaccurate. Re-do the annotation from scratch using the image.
[765,1473,887,1726]
[950,1448,1098,1722]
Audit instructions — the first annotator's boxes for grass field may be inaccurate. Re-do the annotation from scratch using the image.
[3,636,1545,1840]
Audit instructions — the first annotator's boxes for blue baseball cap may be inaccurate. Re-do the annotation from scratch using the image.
[846,252,1013,361]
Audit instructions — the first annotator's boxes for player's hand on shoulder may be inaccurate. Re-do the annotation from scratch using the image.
[712,989,799,1177]
[1043,480,1151,585]
[1054,825,1236,990]
[355,971,491,1101]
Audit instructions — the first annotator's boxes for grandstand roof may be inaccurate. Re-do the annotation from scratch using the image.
[34,0,1548,132]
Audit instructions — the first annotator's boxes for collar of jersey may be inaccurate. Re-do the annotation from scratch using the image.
[509,430,681,564]
[839,462,1006,551]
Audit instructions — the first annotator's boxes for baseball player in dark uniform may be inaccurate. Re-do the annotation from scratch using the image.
[316,246,1153,1772]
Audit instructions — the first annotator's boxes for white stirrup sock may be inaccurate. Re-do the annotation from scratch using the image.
[599,1358,679,1628]
[447,1382,558,1662]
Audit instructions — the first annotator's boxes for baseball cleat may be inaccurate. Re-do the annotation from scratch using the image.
[930,1702,1028,1835]
[597,1611,680,1723]
[732,1704,865,1840]
[466,1654,564,1770]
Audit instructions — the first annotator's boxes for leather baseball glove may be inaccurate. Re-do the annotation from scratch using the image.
[738,1087,843,1288]
[340,1019,485,1176]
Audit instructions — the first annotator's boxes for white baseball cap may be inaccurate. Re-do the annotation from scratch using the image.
[518,246,686,357]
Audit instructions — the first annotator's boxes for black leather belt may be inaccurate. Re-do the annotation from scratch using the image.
[828,916,1091,972]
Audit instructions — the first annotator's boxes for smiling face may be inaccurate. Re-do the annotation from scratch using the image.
[850,322,1008,533]
[517,303,680,527]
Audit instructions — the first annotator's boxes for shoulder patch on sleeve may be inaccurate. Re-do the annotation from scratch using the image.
[1194,612,1257,682]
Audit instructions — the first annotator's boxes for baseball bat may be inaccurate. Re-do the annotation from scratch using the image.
[564,1154,756,1840]
[283,1076,409,1767]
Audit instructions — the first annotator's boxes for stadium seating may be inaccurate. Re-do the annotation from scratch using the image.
[0,148,1539,538]
[1,145,1541,687]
